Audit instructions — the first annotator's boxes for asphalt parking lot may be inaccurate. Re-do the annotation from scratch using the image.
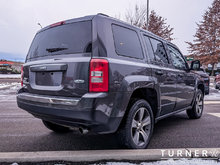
[0,79,219,152]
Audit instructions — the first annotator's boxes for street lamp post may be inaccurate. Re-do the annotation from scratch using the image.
[146,0,149,30]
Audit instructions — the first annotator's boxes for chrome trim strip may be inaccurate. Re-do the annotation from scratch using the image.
[17,93,80,106]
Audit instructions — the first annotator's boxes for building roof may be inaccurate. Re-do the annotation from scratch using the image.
[0,61,14,65]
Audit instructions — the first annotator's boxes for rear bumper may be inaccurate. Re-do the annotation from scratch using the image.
[17,89,122,134]
[17,92,80,106]
[204,85,209,95]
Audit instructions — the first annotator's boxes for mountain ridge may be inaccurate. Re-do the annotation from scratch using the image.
[0,52,25,62]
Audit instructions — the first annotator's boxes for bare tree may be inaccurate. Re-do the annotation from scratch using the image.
[186,0,220,75]
[125,4,174,41]
[125,4,147,28]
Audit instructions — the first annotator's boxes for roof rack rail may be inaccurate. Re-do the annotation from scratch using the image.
[97,13,109,17]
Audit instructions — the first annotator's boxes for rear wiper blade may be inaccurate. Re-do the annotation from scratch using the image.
[46,47,68,53]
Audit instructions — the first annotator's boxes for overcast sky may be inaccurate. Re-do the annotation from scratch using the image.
[0,0,213,58]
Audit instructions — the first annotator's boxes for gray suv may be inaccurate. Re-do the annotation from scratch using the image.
[17,14,205,149]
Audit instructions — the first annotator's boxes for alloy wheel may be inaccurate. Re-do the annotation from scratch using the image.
[196,93,203,115]
[131,107,151,147]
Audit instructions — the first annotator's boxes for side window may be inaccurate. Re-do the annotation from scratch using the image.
[143,35,155,61]
[168,45,187,70]
[149,38,169,64]
[112,24,143,59]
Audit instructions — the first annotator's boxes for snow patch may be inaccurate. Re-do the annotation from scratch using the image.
[11,163,19,165]
[0,74,21,79]
[205,88,220,101]
[0,82,20,89]
[0,82,20,96]
[0,83,12,89]
[95,159,219,165]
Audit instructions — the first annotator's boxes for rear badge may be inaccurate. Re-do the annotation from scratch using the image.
[74,79,85,84]
[39,66,47,71]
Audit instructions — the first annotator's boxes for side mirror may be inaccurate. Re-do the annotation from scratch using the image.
[190,60,201,70]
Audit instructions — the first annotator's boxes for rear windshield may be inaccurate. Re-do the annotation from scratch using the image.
[27,21,92,59]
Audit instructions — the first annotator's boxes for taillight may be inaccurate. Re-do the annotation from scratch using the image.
[89,59,109,92]
[50,21,65,27]
[21,65,23,87]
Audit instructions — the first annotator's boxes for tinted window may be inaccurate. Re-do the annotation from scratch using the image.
[143,36,155,61]
[112,25,143,59]
[27,21,92,59]
[168,45,187,70]
[149,38,169,64]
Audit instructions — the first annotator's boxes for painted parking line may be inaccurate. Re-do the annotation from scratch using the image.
[208,113,220,118]
[0,100,16,102]
[204,101,220,104]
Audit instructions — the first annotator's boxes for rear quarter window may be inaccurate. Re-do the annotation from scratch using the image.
[112,24,143,59]
[149,38,169,64]
[143,35,156,62]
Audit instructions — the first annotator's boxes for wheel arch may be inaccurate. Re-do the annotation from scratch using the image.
[191,82,205,108]
[117,86,159,132]
[198,83,205,96]
[114,75,159,132]
[128,88,159,118]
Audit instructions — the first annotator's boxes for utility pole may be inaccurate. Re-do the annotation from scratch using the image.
[146,0,149,30]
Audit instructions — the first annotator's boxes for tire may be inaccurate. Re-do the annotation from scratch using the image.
[117,99,154,149]
[187,89,204,119]
[42,120,71,133]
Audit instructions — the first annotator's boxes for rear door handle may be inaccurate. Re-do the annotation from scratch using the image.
[168,73,176,77]
[155,70,163,75]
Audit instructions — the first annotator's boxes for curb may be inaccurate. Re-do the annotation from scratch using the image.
[0,148,219,163]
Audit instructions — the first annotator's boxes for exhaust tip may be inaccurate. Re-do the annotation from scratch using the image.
[79,127,89,134]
